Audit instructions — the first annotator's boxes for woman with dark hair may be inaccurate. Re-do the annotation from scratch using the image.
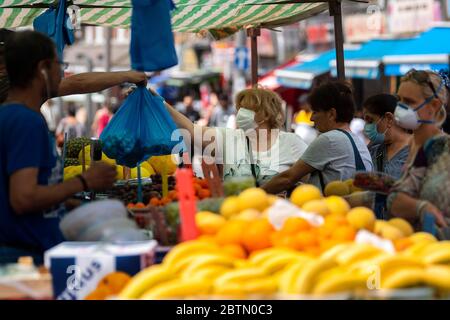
[363,94,411,179]
[262,81,373,194]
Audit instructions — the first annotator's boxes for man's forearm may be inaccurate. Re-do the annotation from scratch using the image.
[262,171,295,194]
[57,71,136,97]
[13,178,83,215]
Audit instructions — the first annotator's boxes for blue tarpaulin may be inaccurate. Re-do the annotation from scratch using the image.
[382,27,450,76]
[275,49,359,89]
[330,38,411,79]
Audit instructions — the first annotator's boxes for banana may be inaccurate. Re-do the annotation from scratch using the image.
[420,242,450,264]
[181,254,235,275]
[402,241,433,257]
[320,243,354,261]
[279,261,311,294]
[377,255,424,278]
[423,250,450,265]
[170,255,199,274]
[336,244,382,266]
[248,248,300,266]
[118,265,174,299]
[381,267,425,290]
[293,257,338,295]
[163,240,218,268]
[259,253,309,274]
[312,272,368,296]
[243,276,279,295]
[214,267,267,288]
[183,265,230,281]
[213,282,246,297]
[423,265,450,290]
[408,232,437,244]
[346,252,392,275]
[181,254,235,279]
[140,278,212,300]
[234,259,251,268]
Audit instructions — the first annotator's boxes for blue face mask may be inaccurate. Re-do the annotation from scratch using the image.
[364,118,386,144]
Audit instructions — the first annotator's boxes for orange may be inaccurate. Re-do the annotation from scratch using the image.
[320,239,342,253]
[281,217,311,235]
[324,214,349,229]
[346,207,376,231]
[302,199,330,217]
[134,202,146,209]
[222,244,247,259]
[304,246,321,257]
[331,225,357,242]
[271,233,299,250]
[215,220,249,246]
[242,219,275,252]
[196,211,227,236]
[149,197,160,206]
[97,272,131,294]
[294,231,318,250]
[324,196,351,216]
[198,189,211,199]
[290,184,322,207]
[394,238,413,252]
[168,190,178,200]
[85,286,111,300]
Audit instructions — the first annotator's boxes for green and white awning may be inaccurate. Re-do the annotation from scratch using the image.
[0,0,328,39]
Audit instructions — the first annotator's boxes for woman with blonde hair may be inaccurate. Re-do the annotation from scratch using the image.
[157,87,308,185]
[387,69,450,232]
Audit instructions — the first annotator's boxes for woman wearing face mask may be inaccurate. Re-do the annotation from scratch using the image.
[158,87,308,185]
[363,94,411,179]
[387,69,450,231]
[262,81,373,194]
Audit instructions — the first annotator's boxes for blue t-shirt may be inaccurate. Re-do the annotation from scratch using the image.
[0,104,65,252]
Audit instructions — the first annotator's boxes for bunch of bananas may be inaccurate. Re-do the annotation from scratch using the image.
[118,237,450,300]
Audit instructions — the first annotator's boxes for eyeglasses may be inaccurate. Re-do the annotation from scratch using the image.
[405,69,438,98]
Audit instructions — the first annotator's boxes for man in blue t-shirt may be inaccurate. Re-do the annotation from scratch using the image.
[0,31,118,263]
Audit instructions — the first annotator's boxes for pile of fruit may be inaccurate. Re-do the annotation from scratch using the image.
[126,176,212,209]
[117,235,450,299]
[323,179,362,197]
[105,174,176,206]
[195,185,421,257]
[354,172,396,194]
[112,184,450,300]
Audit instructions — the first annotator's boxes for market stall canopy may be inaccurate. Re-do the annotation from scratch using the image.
[327,25,450,79]
[0,0,328,39]
[382,26,450,76]
[329,38,411,79]
[275,46,360,89]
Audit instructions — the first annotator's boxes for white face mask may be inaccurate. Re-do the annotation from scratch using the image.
[236,108,256,131]
[394,99,435,131]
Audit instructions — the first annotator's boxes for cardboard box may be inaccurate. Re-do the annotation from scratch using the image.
[44,241,157,300]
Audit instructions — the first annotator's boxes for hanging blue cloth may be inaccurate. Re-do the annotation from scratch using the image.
[33,1,75,60]
[130,0,178,72]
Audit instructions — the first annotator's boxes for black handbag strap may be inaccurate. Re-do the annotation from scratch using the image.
[375,144,385,173]
[246,136,259,187]
[317,129,366,192]
[335,129,367,171]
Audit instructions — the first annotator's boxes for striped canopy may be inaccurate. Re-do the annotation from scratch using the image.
[0,0,328,39]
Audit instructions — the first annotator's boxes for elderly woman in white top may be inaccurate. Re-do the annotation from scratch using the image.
[159,87,308,186]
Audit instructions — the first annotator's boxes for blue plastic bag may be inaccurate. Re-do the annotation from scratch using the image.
[130,0,178,71]
[33,1,75,60]
[100,87,183,168]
